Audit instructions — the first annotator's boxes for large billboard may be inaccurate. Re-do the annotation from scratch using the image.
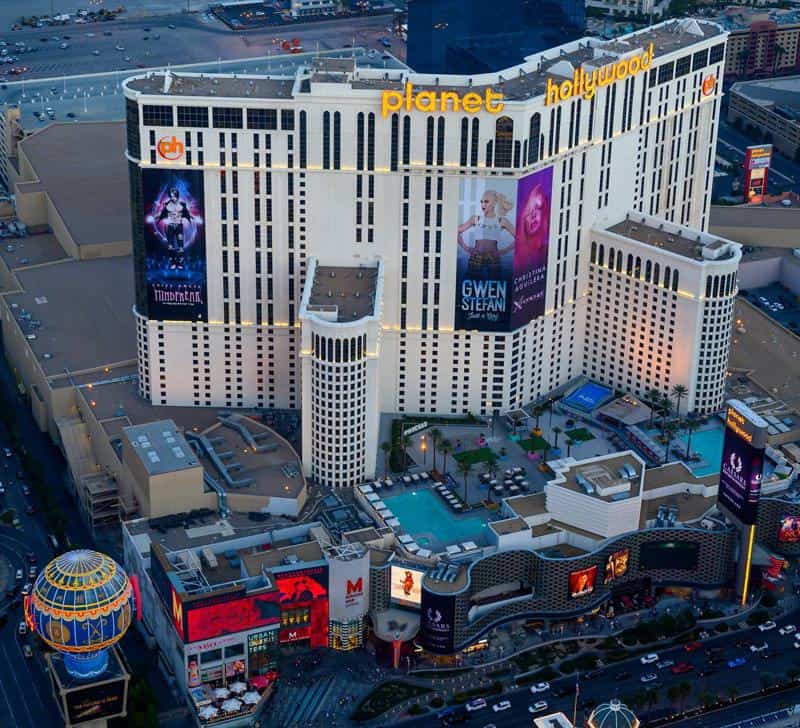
[183,592,280,644]
[639,541,699,571]
[274,565,329,648]
[142,168,208,322]
[390,565,425,609]
[329,551,370,621]
[419,589,456,654]
[779,516,800,543]
[569,565,597,598]
[717,400,768,525]
[65,678,127,725]
[455,167,551,332]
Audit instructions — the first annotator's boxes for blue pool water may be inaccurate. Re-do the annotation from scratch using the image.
[564,381,614,412]
[680,428,724,476]
[384,489,488,546]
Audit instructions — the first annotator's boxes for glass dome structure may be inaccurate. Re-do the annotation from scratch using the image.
[588,699,640,728]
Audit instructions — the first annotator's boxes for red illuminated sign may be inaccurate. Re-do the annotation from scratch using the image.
[701,75,716,97]
[184,592,280,644]
[157,135,185,161]
[275,566,329,648]
[171,587,185,640]
[569,565,598,599]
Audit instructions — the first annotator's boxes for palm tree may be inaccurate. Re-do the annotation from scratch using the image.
[532,405,544,431]
[428,427,442,471]
[683,417,699,460]
[663,421,679,465]
[700,691,715,710]
[509,411,525,436]
[457,459,473,504]
[439,439,453,475]
[552,425,563,449]
[380,441,391,475]
[565,438,575,457]
[671,384,688,418]
[760,672,774,692]
[644,388,661,427]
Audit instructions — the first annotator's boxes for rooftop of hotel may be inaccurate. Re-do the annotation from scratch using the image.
[305,264,379,323]
[123,420,201,476]
[550,453,643,502]
[0,234,68,289]
[125,19,723,104]
[195,414,305,500]
[605,215,739,261]
[490,517,531,536]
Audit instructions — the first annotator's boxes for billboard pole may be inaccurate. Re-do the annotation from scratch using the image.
[740,524,756,607]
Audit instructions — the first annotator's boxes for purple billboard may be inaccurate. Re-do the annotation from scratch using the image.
[717,401,768,525]
[142,169,208,322]
[455,168,552,332]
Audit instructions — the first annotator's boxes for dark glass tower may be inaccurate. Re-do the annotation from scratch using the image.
[406,0,584,75]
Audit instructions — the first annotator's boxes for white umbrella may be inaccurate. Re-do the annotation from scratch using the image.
[242,691,260,705]
[229,681,247,694]
[199,706,219,720]
[221,698,242,713]
[213,687,230,700]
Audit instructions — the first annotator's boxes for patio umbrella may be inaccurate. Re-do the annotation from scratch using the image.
[221,698,242,713]
[199,706,219,720]
[229,681,247,694]
[242,691,260,705]
[213,687,231,700]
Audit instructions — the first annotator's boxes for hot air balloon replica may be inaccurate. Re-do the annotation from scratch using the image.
[26,549,136,726]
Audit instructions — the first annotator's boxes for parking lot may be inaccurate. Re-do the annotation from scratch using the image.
[740,282,800,336]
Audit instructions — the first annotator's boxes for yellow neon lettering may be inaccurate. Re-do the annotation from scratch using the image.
[414,90,437,112]
[461,92,482,113]
[484,89,505,113]
[439,91,461,112]
[381,90,404,117]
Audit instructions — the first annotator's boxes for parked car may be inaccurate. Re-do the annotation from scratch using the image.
[18,621,26,635]
[21,582,31,596]
[684,641,702,652]
[28,566,37,580]
[530,682,549,694]
[641,673,657,683]
[671,662,695,674]
[750,642,768,653]
[779,624,796,635]
[26,551,36,564]
[585,668,605,679]
[727,656,747,668]
[640,653,659,665]
[492,701,511,713]
[656,660,674,670]
[528,701,548,714]
[22,644,32,658]
[15,569,22,581]
[758,621,777,632]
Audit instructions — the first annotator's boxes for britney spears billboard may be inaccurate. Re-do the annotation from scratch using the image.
[455,167,552,332]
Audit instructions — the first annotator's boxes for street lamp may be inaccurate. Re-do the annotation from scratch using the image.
[420,437,427,464]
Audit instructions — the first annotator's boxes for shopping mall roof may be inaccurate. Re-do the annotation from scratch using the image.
[730,75,800,116]
[17,121,130,250]
[6,255,136,377]
[122,420,201,476]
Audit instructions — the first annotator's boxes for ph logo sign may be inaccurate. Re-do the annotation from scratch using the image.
[702,75,716,97]
[157,135,184,161]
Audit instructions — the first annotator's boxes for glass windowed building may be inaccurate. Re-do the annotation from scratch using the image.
[406,0,585,74]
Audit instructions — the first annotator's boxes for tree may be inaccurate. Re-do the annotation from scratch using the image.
[760,672,774,692]
[484,451,499,479]
[644,388,662,427]
[679,416,695,457]
[552,426,563,448]
[380,441,391,476]
[428,427,442,471]
[663,421,679,465]
[678,681,692,712]
[565,438,575,457]
[457,459,473,504]
[509,411,525,435]
[700,691,715,710]
[439,439,453,475]
[532,405,544,430]
[671,384,688,418]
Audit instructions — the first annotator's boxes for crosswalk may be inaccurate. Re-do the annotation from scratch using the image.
[266,676,340,727]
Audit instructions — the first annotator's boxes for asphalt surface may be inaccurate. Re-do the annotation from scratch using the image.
[0,12,400,81]
[402,610,800,727]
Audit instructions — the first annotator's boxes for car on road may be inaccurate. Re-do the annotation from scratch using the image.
[103,31,113,36]
[22,644,32,658]
[728,656,747,668]
[21,583,31,596]
[492,701,511,713]
[115,45,125,51]
[528,701,548,714]
[640,653,659,664]
[656,660,674,670]
[153,33,161,40]
[15,569,22,581]
[750,642,768,653]
[671,662,695,675]
[28,566,37,580]
[21,485,30,496]
[18,621,26,635]
[641,673,657,683]
[779,624,796,635]
[530,682,549,694]
[59,43,69,49]
[0,483,5,494]
[168,24,177,29]
[684,641,702,652]
[3,447,12,457]
[66,112,76,118]
[698,667,715,677]
[465,698,486,712]
[758,621,777,632]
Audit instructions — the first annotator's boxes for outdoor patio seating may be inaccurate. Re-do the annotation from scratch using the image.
[411,474,420,482]
[420,472,429,479]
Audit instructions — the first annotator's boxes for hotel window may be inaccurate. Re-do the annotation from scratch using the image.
[247,108,277,130]
[281,109,295,130]
[527,113,540,164]
[213,107,243,129]
[177,106,209,128]
[692,49,709,71]
[142,104,173,127]
[709,43,725,64]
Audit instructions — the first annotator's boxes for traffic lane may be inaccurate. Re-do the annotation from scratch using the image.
[0,14,394,80]
[717,120,800,188]
[406,616,800,726]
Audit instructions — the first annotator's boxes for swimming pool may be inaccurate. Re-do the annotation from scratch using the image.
[383,489,488,548]
[676,426,724,477]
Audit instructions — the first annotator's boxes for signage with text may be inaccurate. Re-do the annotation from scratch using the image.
[382,82,504,117]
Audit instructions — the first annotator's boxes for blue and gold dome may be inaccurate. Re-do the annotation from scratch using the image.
[29,549,133,655]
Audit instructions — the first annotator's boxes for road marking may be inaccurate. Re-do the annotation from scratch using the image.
[0,639,36,727]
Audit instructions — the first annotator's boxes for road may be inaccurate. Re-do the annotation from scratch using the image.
[403,611,800,727]
[0,12,400,81]
[717,118,800,196]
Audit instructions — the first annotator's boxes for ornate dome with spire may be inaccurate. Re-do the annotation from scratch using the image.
[588,699,640,728]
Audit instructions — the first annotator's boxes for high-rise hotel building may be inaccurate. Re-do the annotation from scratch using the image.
[124,19,740,487]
